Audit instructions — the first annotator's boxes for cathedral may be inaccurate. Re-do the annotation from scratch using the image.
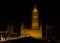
[20,4,52,39]
[0,3,52,40]
[20,4,42,39]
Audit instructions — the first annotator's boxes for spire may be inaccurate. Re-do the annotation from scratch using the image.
[7,21,13,28]
[8,21,13,26]
[32,3,38,12]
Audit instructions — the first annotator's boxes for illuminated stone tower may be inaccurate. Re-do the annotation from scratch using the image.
[20,4,42,39]
[32,4,39,29]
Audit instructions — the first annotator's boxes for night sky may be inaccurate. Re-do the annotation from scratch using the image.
[0,0,60,37]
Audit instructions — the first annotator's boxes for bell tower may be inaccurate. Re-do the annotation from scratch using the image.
[32,4,39,29]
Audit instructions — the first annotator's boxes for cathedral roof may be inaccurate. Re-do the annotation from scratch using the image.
[32,3,38,12]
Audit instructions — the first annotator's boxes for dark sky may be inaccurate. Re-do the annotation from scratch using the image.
[0,0,60,36]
